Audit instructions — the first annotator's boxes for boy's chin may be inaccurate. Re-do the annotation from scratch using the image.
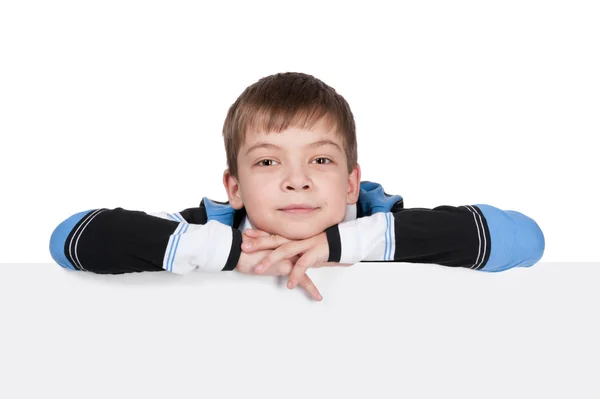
[272,224,325,241]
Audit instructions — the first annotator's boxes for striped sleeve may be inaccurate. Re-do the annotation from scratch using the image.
[325,204,545,272]
[48,207,242,274]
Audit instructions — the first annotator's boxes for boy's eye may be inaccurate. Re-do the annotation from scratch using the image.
[256,158,332,167]
[311,157,333,165]
[257,159,279,167]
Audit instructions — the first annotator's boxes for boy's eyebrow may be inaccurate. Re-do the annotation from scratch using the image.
[245,139,342,156]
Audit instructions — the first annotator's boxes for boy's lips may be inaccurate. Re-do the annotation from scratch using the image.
[278,204,319,214]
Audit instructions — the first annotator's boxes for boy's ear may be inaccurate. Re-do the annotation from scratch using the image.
[347,163,361,205]
[222,169,244,210]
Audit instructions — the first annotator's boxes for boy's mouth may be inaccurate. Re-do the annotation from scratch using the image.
[278,204,319,214]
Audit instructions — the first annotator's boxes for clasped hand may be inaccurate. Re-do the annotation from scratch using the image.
[235,228,351,301]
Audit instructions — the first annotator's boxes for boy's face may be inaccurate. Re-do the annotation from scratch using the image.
[223,117,361,240]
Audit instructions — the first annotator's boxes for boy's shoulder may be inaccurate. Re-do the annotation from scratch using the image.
[197,181,404,228]
[356,181,403,216]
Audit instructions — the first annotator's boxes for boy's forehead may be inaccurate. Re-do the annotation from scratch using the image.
[243,125,342,148]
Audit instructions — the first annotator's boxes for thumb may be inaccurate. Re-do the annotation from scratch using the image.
[243,228,270,237]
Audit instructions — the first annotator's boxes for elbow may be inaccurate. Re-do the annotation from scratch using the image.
[476,205,545,272]
[510,210,545,268]
[49,219,75,270]
[49,209,95,270]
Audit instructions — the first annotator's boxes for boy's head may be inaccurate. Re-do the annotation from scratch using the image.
[222,72,361,240]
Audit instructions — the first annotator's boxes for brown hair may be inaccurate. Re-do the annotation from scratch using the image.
[222,72,358,179]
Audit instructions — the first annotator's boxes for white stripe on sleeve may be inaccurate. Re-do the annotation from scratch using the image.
[162,219,234,274]
[337,212,392,264]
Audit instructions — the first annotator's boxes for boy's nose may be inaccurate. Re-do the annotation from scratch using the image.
[285,183,311,191]
[282,170,312,191]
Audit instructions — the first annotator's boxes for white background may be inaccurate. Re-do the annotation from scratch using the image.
[1,1,598,398]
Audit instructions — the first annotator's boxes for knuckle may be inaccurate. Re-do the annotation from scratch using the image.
[295,260,309,270]
[262,255,273,267]
[278,261,292,275]
[290,270,303,280]
[259,237,271,248]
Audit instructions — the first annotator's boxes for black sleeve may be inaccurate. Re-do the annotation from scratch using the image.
[326,203,545,273]
[49,205,243,275]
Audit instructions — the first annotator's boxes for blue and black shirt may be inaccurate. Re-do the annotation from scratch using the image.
[49,181,545,274]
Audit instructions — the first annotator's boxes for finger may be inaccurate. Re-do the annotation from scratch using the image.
[258,233,291,251]
[243,228,270,237]
[255,242,306,274]
[262,259,292,276]
[242,233,291,253]
[254,240,311,274]
[253,254,299,276]
[297,274,323,301]
[287,253,314,289]
[235,249,271,274]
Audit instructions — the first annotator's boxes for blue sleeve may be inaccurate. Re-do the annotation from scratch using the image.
[474,204,545,272]
[49,209,96,270]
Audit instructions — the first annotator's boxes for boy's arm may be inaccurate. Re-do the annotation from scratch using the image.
[49,206,242,274]
[324,204,545,272]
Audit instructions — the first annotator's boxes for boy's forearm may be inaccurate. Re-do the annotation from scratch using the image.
[49,207,242,274]
[325,204,545,272]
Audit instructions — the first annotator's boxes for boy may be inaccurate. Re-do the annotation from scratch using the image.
[49,72,545,301]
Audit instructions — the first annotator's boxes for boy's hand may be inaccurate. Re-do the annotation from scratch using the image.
[236,231,322,301]
[242,228,352,290]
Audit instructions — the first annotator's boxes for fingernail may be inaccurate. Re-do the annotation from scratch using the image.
[255,264,263,272]
[242,242,252,250]
[287,281,294,289]
[246,229,254,233]
[317,294,323,301]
